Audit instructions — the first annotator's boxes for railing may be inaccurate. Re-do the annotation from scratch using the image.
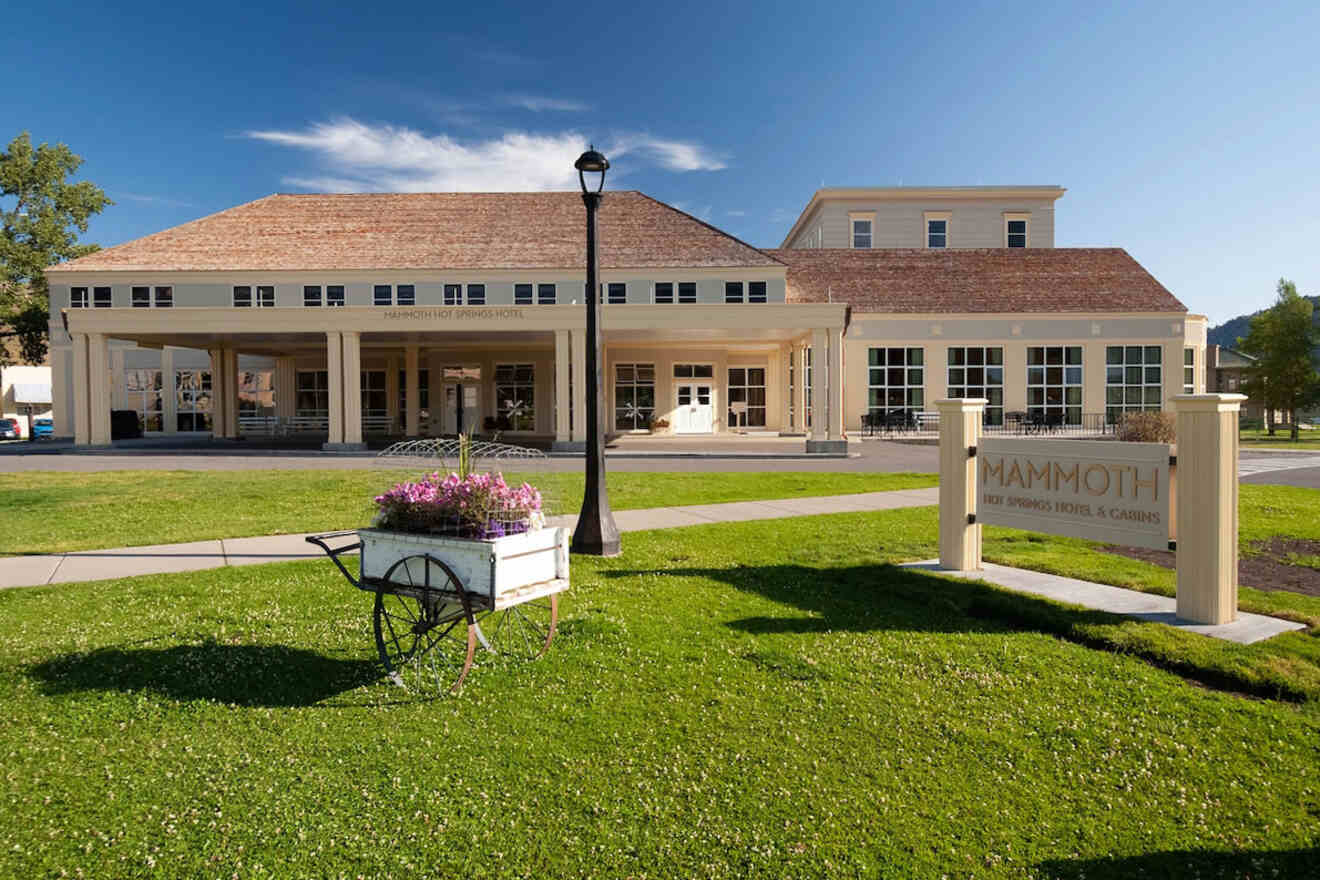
[860,410,1115,438]
[238,414,398,437]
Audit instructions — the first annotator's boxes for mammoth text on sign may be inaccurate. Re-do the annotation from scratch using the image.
[976,437,1173,550]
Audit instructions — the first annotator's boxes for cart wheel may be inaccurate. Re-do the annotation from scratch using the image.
[487,592,558,660]
[373,555,476,694]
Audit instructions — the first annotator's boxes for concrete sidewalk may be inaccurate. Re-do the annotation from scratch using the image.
[0,487,939,589]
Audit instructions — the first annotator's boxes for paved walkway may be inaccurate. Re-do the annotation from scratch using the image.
[0,487,940,589]
[1238,452,1320,477]
[901,561,1306,644]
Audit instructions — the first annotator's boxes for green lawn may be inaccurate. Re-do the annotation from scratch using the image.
[1239,427,1320,450]
[0,470,935,555]
[2,510,1318,878]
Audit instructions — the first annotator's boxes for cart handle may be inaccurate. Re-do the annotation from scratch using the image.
[305,531,363,586]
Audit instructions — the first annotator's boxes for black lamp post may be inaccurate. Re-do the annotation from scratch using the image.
[571,147,621,557]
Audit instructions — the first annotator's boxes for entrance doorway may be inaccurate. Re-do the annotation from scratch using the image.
[674,383,714,434]
[442,383,481,435]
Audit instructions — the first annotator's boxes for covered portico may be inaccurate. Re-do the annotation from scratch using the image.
[59,301,849,452]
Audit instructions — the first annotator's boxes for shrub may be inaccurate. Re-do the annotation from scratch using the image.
[373,471,542,539]
[1117,411,1176,443]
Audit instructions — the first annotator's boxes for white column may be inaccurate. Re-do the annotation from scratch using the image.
[273,356,296,420]
[208,348,224,438]
[554,330,571,443]
[161,348,177,434]
[795,343,808,433]
[223,348,240,439]
[111,348,126,410]
[385,353,400,433]
[811,329,827,441]
[326,331,344,444]
[51,345,72,439]
[828,327,845,440]
[341,330,363,446]
[87,333,112,445]
[71,333,90,445]
[404,345,420,437]
[779,344,792,433]
[570,330,586,444]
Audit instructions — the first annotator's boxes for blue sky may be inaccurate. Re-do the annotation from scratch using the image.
[5,0,1317,324]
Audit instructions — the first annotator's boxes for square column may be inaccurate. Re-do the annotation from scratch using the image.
[805,329,843,453]
[554,329,572,446]
[111,348,126,410]
[161,348,178,434]
[936,397,984,572]
[273,356,296,420]
[86,333,112,446]
[208,349,224,438]
[570,330,587,444]
[404,345,420,437]
[325,331,344,445]
[71,333,90,445]
[340,331,364,448]
[778,344,793,433]
[385,354,400,433]
[223,348,240,438]
[51,345,73,439]
[828,327,845,441]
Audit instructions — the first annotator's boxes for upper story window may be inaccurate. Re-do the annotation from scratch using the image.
[304,285,322,307]
[93,286,112,308]
[153,286,173,308]
[398,284,416,306]
[70,287,88,308]
[515,283,533,305]
[679,282,697,304]
[725,282,744,304]
[925,213,950,248]
[132,286,150,308]
[443,284,462,306]
[1005,214,1029,248]
[234,285,274,307]
[607,283,626,304]
[327,285,345,307]
[654,282,673,304]
[374,285,393,306]
[748,281,767,303]
[1183,348,1196,394]
[850,216,873,249]
[538,283,555,305]
[233,286,252,307]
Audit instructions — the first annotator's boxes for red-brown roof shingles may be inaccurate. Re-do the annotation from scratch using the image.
[766,248,1187,314]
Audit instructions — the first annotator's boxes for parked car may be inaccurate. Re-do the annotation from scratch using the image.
[32,418,53,439]
[0,418,20,440]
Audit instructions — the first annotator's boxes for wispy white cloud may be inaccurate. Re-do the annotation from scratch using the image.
[118,192,196,208]
[505,95,591,113]
[244,117,727,192]
[673,201,715,221]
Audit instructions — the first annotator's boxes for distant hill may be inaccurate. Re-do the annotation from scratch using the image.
[1207,295,1320,349]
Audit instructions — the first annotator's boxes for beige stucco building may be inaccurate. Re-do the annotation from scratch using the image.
[45,186,1206,451]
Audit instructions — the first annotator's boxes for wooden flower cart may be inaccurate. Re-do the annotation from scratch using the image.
[307,525,569,693]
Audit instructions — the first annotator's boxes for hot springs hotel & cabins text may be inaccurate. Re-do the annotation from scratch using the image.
[45,185,1206,451]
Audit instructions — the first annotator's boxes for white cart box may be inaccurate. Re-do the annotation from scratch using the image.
[358,526,569,605]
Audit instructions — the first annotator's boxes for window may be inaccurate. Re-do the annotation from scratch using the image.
[153,286,173,308]
[748,281,767,303]
[1183,348,1196,394]
[1106,345,1163,422]
[515,283,533,305]
[132,286,150,308]
[804,347,813,428]
[93,286,112,308]
[175,370,212,432]
[398,368,430,426]
[614,363,655,430]
[495,364,535,431]
[679,282,697,304]
[724,282,744,304]
[607,283,626,304]
[465,284,484,305]
[538,283,556,305]
[851,217,872,249]
[397,284,416,306]
[927,218,948,248]
[238,371,274,417]
[673,364,714,379]
[125,369,163,432]
[374,285,393,306]
[326,285,345,307]
[71,287,88,308]
[256,285,274,307]
[296,370,329,420]
[727,367,767,428]
[234,285,274,307]
[654,282,673,304]
[361,370,387,423]
[1028,346,1083,425]
[867,347,925,420]
[947,347,1004,426]
[233,286,252,307]
[304,285,322,307]
[443,284,462,306]
[1005,215,1029,248]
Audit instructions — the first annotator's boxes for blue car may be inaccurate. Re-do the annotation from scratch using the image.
[32,418,53,439]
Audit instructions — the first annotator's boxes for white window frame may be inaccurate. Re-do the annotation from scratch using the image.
[303,285,323,307]
[397,284,416,306]
[1106,345,1164,422]
[131,285,152,308]
[748,281,767,304]
[92,286,113,308]
[678,282,697,304]
[233,284,276,308]
[1004,212,1030,248]
[849,212,874,249]
[494,363,536,432]
[443,284,462,306]
[70,286,89,308]
[463,284,482,305]
[946,346,1004,426]
[924,211,951,249]
[606,282,627,304]
[374,285,394,307]
[867,347,925,420]
[153,286,173,308]
[1027,345,1084,426]
[724,281,744,304]
[326,284,346,307]
[514,283,533,306]
[537,283,556,305]
[1183,347,1196,394]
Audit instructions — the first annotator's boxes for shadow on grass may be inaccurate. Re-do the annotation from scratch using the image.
[605,562,1311,703]
[1036,846,1319,879]
[27,640,379,707]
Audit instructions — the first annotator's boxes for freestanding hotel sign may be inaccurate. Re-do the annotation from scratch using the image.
[976,438,1171,551]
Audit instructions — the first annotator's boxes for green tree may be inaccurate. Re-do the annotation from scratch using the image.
[1,132,112,365]
[1238,279,1320,440]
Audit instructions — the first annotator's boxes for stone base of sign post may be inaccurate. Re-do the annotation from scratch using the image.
[936,398,985,572]
[1172,394,1247,625]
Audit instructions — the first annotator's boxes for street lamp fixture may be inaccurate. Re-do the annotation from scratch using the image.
[570,146,621,557]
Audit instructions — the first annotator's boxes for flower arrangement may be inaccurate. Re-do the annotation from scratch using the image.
[373,471,544,540]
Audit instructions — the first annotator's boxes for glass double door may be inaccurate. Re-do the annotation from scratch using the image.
[674,383,714,434]
[442,383,481,435]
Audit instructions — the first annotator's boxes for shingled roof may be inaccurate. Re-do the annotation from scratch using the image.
[51,191,780,273]
[766,248,1186,313]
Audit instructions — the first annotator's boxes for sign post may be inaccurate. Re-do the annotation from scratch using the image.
[936,398,985,572]
[1173,394,1246,624]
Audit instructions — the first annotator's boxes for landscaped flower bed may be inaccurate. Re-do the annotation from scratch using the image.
[373,471,544,539]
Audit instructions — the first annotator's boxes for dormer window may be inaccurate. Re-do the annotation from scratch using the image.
[850,213,874,249]
[1005,213,1030,247]
[925,212,951,248]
